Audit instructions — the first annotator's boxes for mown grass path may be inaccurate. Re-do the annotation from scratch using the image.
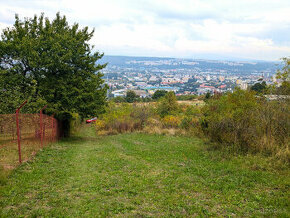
[0,126,289,217]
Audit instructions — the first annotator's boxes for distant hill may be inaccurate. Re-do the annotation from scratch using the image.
[99,55,280,75]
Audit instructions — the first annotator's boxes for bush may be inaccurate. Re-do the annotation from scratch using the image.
[112,96,126,103]
[184,105,201,116]
[145,117,162,128]
[130,104,152,128]
[201,89,290,162]
[157,91,179,117]
[97,102,154,134]
[162,115,181,128]
[180,116,193,129]
[95,119,106,131]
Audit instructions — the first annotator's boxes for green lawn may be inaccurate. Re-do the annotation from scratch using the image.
[0,126,289,217]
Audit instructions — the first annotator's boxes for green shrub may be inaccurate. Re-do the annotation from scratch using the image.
[70,113,82,135]
[162,115,181,128]
[180,116,192,129]
[145,117,162,128]
[184,105,201,116]
[94,119,106,131]
[201,89,290,162]
[157,91,179,117]
[130,104,153,127]
[97,102,154,134]
[112,96,126,103]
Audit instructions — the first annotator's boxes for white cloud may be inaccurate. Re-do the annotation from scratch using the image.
[0,0,289,60]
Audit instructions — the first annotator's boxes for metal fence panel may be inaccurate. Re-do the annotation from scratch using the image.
[0,113,59,169]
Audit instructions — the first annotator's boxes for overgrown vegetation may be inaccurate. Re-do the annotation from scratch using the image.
[202,89,289,162]
[275,57,290,95]
[95,58,290,163]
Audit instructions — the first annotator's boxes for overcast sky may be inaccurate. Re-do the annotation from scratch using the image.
[0,0,290,61]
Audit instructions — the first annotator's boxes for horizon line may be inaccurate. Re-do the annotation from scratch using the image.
[101,54,282,63]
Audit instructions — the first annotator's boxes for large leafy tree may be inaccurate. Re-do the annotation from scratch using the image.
[0,13,107,118]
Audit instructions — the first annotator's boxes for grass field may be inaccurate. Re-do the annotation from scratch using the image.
[0,125,289,217]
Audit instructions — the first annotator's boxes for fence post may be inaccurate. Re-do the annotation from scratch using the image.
[51,114,55,142]
[54,119,58,141]
[40,105,47,148]
[16,100,27,164]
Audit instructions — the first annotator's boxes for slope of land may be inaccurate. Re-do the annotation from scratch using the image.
[0,126,289,217]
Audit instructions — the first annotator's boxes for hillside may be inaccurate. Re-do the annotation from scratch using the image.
[100,55,280,74]
[0,126,289,217]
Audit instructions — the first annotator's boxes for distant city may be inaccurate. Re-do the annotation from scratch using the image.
[100,55,280,98]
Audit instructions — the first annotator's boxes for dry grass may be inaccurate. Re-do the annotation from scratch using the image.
[177,100,205,106]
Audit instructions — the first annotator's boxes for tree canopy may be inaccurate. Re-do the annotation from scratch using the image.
[157,91,179,117]
[0,13,107,118]
[251,81,267,94]
[125,90,139,103]
[152,90,168,100]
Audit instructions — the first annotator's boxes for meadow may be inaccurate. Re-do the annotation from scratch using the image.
[0,125,289,217]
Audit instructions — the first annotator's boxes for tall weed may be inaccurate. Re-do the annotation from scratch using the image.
[201,89,289,162]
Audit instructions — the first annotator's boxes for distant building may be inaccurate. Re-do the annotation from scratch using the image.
[239,82,248,90]
[131,90,149,98]
[264,95,290,101]
[136,82,147,87]
[197,87,213,95]
[149,76,158,81]
[112,89,126,97]
[219,76,225,82]
[143,86,179,93]
[181,76,190,83]
[218,84,227,89]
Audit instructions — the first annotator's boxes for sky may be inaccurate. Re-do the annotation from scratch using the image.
[0,0,290,61]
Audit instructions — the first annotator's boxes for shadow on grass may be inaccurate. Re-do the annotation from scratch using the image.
[59,135,101,144]
[0,165,9,186]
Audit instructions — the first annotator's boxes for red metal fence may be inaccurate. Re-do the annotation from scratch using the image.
[0,102,58,169]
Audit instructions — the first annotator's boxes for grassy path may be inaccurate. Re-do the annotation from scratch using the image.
[0,126,289,216]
